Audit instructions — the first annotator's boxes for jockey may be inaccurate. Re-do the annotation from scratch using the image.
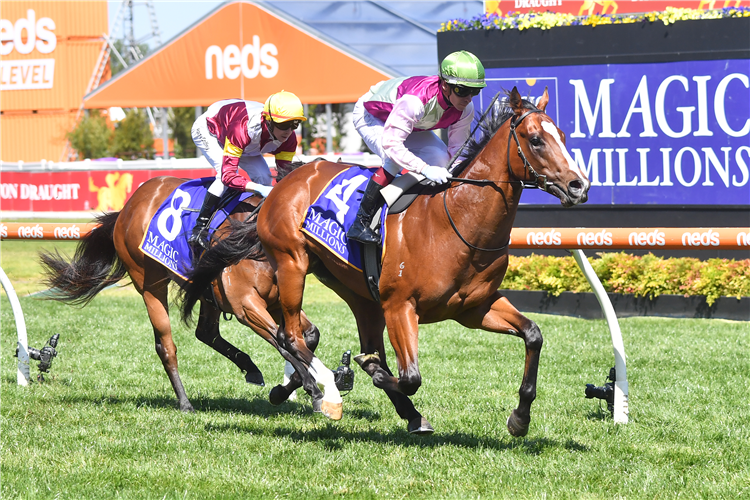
[189,91,306,249]
[347,50,486,245]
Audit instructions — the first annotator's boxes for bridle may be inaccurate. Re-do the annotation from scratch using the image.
[507,109,552,192]
[443,102,552,252]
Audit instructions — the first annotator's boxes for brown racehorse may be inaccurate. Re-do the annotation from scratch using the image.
[39,176,326,413]
[253,87,590,436]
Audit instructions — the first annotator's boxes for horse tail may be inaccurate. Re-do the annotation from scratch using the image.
[180,216,266,323]
[39,211,127,306]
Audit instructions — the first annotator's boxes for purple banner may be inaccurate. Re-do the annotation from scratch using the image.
[479,59,750,206]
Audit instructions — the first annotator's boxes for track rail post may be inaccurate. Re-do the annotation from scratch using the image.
[0,267,30,386]
[570,249,629,423]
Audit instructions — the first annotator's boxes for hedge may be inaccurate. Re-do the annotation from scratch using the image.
[503,253,750,305]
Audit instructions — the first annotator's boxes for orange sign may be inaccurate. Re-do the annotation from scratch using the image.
[83,1,392,108]
[485,0,749,16]
[5,224,750,250]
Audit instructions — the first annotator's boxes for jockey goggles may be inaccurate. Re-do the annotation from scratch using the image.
[452,85,482,98]
[272,119,301,131]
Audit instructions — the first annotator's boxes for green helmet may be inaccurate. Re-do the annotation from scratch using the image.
[439,50,487,88]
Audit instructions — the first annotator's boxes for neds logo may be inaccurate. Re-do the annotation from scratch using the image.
[682,229,720,247]
[576,229,612,246]
[17,224,44,239]
[0,9,56,55]
[205,35,278,80]
[628,229,666,246]
[526,229,562,246]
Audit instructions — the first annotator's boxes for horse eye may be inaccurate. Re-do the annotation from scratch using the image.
[530,136,543,147]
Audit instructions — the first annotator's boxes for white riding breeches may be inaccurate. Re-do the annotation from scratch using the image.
[352,98,450,177]
[191,115,273,196]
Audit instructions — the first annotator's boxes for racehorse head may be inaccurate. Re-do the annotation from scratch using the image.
[504,86,589,207]
[458,87,589,208]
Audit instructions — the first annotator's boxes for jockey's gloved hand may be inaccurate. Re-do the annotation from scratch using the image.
[246,182,272,198]
[422,165,450,184]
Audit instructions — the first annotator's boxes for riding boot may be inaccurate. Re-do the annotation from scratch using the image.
[346,178,384,245]
[188,191,221,250]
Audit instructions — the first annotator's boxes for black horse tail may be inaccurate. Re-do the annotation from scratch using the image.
[179,216,266,324]
[39,211,127,306]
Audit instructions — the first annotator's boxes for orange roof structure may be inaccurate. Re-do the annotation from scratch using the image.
[83,1,393,108]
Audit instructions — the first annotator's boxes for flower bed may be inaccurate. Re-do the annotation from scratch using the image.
[439,6,750,32]
[503,253,750,306]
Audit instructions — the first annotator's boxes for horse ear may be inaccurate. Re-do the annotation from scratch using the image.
[509,87,523,114]
[537,87,549,112]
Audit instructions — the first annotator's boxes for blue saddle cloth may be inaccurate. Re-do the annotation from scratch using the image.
[300,165,385,272]
[139,178,252,280]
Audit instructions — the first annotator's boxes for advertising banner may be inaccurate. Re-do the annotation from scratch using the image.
[82,1,391,108]
[480,59,750,205]
[0,168,214,212]
[485,0,750,16]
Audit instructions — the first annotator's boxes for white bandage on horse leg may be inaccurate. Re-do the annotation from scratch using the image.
[283,360,297,401]
[309,357,342,404]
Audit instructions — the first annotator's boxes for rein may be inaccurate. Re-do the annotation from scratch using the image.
[442,104,548,252]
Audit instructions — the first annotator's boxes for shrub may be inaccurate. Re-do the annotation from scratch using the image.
[502,253,750,305]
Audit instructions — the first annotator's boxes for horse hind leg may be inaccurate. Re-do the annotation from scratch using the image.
[140,260,194,412]
[195,299,265,386]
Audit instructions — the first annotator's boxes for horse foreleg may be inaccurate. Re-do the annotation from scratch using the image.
[456,291,542,437]
[382,303,422,396]
[195,299,264,386]
[336,291,432,434]
[141,261,193,412]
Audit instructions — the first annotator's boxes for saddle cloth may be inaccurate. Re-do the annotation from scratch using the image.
[300,165,386,272]
[139,177,252,280]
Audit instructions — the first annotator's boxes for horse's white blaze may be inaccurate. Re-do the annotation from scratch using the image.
[541,120,589,186]
[309,356,342,404]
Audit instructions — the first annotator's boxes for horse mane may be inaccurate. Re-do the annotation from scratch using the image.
[452,91,540,176]
[180,157,327,323]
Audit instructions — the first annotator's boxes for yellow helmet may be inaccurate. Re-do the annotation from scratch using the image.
[263,90,307,123]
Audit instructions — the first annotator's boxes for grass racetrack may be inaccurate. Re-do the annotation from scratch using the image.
[2,239,749,499]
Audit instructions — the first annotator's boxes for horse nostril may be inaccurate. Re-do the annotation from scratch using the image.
[568,180,583,196]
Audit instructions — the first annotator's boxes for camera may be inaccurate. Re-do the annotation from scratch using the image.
[16,333,60,381]
[333,350,355,393]
[585,366,616,414]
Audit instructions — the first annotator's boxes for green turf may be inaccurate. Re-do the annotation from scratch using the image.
[1,239,748,499]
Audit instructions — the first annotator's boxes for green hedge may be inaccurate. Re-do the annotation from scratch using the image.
[503,253,750,305]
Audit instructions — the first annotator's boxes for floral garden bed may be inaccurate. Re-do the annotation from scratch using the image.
[500,253,750,320]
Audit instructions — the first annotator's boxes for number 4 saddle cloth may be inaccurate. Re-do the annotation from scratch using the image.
[300,165,386,272]
[139,177,251,280]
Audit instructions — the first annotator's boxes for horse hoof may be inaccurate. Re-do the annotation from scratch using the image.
[321,400,343,421]
[245,370,265,387]
[179,403,195,413]
[506,411,529,437]
[268,385,289,406]
[407,417,434,435]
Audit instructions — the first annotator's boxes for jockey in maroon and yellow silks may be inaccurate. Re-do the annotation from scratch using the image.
[189,91,306,249]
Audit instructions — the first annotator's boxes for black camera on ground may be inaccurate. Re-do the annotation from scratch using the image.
[16,333,60,381]
[585,366,616,414]
[333,350,355,393]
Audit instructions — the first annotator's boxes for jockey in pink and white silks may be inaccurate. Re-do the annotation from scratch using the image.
[189,91,306,249]
[346,50,487,245]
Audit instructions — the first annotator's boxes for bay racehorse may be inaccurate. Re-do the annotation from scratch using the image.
[252,87,590,436]
[39,175,335,414]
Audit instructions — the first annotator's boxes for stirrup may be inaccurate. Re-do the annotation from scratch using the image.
[188,228,209,251]
[347,222,379,245]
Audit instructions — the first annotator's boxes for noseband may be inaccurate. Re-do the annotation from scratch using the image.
[507,109,551,191]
